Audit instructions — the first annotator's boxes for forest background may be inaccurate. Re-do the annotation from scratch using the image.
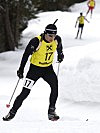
[0,0,86,53]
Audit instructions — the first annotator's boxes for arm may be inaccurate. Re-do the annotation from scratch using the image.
[94,1,96,8]
[75,17,79,28]
[55,35,64,63]
[17,37,39,78]
[87,1,90,7]
[84,16,90,23]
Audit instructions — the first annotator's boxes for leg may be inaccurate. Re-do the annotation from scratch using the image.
[42,66,59,120]
[90,9,93,18]
[86,9,89,16]
[3,87,31,121]
[43,70,58,108]
[11,64,42,112]
[86,7,90,16]
[12,87,31,112]
[80,27,83,39]
[75,28,80,39]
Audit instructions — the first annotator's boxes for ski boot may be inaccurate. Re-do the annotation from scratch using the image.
[3,109,16,121]
[48,107,59,121]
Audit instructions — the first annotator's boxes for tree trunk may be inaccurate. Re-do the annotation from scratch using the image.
[4,4,15,51]
[14,1,20,48]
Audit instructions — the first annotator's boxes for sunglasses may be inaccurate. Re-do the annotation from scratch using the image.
[47,33,56,38]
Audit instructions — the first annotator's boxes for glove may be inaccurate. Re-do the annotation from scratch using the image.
[57,53,64,63]
[17,69,23,79]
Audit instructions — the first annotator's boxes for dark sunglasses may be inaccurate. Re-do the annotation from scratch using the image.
[47,33,56,38]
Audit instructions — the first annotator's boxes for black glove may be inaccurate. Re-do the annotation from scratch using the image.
[57,53,64,63]
[17,69,23,79]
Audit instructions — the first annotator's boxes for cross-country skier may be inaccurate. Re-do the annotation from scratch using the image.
[3,23,64,121]
[75,12,89,39]
[86,0,95,18]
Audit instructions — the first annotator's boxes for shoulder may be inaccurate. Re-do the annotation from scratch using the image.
[55,35,62,43]
[77,16,80,19]
[29,37,39,44]
[28,36,40,50]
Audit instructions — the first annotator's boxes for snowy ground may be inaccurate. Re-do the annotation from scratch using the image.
[0,0,100,133]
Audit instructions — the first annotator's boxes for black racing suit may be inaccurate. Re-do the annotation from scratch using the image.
[11,34,63,113]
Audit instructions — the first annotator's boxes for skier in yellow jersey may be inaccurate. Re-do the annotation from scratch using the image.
[75,12,89,39]
[86,0,95,18]
[3,24,64,121]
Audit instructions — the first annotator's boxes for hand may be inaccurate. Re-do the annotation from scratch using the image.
[17,69,23,79]
[57,53,64,63]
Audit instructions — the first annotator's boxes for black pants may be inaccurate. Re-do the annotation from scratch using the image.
[12,64,58,112]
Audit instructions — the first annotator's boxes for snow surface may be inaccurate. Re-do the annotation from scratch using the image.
[1,0,100,133]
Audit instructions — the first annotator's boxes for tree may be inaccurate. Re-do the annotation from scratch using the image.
[31,0,87,11]
[0,2,15,51]
[0,0,37,52]
[0,0,87,53]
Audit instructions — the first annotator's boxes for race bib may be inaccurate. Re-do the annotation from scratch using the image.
[23,78,35,89]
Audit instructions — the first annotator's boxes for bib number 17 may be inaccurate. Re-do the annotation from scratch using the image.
[23,78,35,89]
[45,52,53,61]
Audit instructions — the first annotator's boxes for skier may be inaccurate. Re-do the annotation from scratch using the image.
[3,24,64,121]
[75,12,89,39]
[86,0,95,18]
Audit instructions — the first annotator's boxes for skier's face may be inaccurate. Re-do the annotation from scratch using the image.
[45,33,56,42]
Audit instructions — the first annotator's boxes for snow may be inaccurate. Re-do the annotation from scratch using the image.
[1,0,100,132]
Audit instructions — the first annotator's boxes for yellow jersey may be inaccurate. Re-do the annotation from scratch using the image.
[30,35,57,67]
[79,16,84,24]
[88,1,95,7]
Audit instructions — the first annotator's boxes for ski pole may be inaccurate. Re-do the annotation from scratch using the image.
[57,62,60,78]
[53,19,58,25]
[6,78,20,108]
